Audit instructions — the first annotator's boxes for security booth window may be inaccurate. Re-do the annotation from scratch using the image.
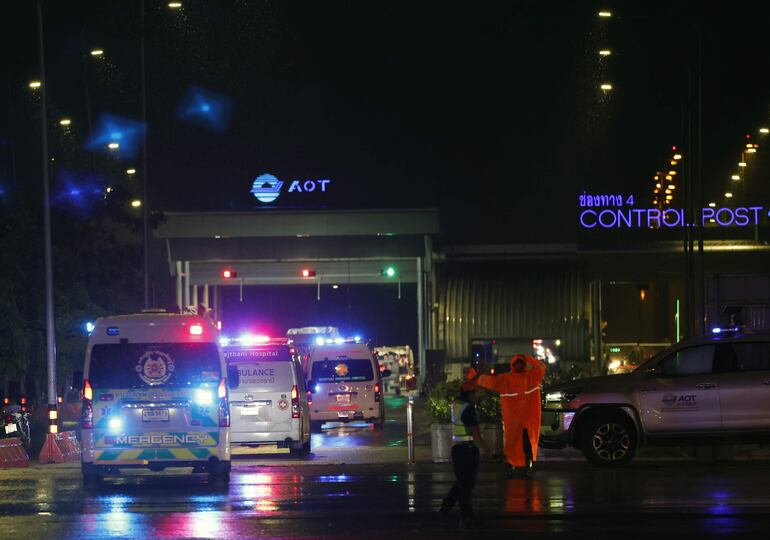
[658,345,715,377]
[89,343,221,389]
[311,359,374,382]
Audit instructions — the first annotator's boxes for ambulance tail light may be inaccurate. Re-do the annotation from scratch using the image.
[82,379,94,429]
[374,382,381,402]
[291,385,300,418]
[189,324,203,335]
[307,389,313,406]
[218,378,230,427]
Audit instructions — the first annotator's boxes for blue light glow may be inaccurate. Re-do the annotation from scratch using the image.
[315,336,325,346]
[108,416,123,433]
[177,86,232,131]
[195,388,214,406]
[52,170,106,216]
[86,114,145,158]
[85,321,95,334]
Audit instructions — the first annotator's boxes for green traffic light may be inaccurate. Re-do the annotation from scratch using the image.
[382,266,397,278]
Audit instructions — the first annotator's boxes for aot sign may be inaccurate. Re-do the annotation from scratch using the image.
[251,173,331,204]
[578,192,767,229]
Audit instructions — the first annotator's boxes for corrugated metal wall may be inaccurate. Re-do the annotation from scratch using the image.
[434,260,590,363]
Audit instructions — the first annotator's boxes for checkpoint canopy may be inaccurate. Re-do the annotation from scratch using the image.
[154,208,440,387]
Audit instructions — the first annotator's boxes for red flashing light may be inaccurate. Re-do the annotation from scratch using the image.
[218,378,227,400]
[746,133,751,139]
[672,145,677,151]
[374,382,381,402]
[189,324,203,335]
[291,384,300,418]
[20,396,27,405]
[83,379,93,401]
[2,397,8,405]
[82,380,94,429]
[301,268,316,278]
[222,269,237,279]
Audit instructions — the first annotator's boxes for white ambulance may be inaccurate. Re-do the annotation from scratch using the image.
[307,340,391,430]
[223,337,311,456]
[76,312,236,486]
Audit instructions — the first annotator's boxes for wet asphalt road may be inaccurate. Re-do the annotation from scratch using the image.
[2,397,770,539]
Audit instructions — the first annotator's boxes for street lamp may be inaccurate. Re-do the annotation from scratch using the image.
[600,83,613,91]
[126,168,136,175]
[59,118,71,126]
[760,127,769,134]
[29,80,42,89]
[131,199,142,208]
[724,192,733,198]
[90,49,104,57]
[731,174,740,181]
[168,1,182,8]
[599,49,612,56]
[598,10,612,18]
[107,142,120,150]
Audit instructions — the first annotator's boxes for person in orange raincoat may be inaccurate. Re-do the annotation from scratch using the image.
[475,354,546,476]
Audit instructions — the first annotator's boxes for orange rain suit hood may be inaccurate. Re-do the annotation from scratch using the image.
[477,355,546,467]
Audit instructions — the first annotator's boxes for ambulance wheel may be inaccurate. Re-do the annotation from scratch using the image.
[208,461,231,486]
[580,414,637,467]
[293,440,311,457]
[82,464,103,489]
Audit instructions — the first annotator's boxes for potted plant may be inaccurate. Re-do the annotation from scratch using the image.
[427,379,461,463]
[476,391,504,458]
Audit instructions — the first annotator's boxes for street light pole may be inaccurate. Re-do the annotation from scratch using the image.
[140,0,150,309]
[36,0,58,430]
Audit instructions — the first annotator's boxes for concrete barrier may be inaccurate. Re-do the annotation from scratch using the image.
[38,430,81,464]
[0,437,30,468]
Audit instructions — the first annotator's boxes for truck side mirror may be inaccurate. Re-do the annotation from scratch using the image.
[645,365,662,377]
[227,365,240,389]
[72,371,83,391]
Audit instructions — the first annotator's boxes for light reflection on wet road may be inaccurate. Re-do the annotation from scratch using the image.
[3,399,770,537]
[4,460,770,538]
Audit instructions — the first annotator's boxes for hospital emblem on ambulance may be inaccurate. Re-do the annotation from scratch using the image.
[136,350,175,386]
[334,363,349,377]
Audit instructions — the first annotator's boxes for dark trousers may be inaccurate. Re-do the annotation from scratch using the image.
[442,443,480,516]
[523,429,533,464]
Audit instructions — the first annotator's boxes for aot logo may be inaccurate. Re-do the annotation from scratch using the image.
[251,173,331,204]
[136,350,174,386]
[662,394,677,406]
[251,173,284,203]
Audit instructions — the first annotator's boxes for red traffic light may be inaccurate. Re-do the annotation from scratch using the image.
[222,269,237,279]
[301,268,316,278]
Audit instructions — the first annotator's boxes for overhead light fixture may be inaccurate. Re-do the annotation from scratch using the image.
[28,81,42,89]
[600,83,613,91]
[731,174,740,181]
[59,118,71,126]
[598,10,612,18]
[90,49,104,57]
[725,192,733,198]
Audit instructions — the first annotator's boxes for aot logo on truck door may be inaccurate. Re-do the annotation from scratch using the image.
[661,394,698,411]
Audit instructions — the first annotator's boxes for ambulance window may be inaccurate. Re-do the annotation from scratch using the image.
[89,343,220,388]
[311,359,374,382]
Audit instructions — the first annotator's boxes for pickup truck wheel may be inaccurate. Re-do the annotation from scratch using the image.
[580,414,637,467]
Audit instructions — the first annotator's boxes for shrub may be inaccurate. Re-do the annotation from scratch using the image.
[427,379,502,424]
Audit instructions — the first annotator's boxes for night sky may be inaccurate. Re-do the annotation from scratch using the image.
[2,0,770,243]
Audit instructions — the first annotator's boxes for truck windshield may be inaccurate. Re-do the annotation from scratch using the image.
[89,343,221,389]
[312,359,374,382]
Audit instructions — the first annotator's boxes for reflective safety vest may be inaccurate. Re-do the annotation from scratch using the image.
[451,400,474,444]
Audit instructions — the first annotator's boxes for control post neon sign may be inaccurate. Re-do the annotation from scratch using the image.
[578,192,767,229]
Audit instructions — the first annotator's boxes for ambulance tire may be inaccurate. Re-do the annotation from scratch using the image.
[579,413,637,467]
[293,440,311,457]
[209,461,231,486]
[82,464,103,489]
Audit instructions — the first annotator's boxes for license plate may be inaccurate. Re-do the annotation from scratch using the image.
[240,406,262,416]
[142,409,169,422]
[4,423,17,434]
[336,394,351,403]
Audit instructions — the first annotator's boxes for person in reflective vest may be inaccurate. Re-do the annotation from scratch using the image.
[440,381,491,526]
[476,354,546,476]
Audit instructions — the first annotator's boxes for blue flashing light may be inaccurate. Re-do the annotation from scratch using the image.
[106,326,119,336]
[107,416,123,433]
[315,336,325,346]
[315,385,321,393]
[334,337,344,345]
[219,336,230,347]
[177,86,232,131]
[712,327,722,334]
[85,321,95,334]
[86,114,145,158]
[195,388,213,406]
[354,336,362,343]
